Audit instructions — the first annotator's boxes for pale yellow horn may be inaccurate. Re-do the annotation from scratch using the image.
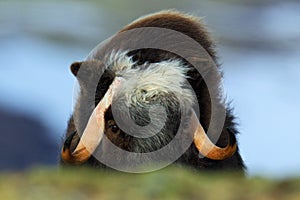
[191,110,236,160]
[61,78,122,164]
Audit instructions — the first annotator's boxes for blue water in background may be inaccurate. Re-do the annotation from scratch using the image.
[0,0,299,177]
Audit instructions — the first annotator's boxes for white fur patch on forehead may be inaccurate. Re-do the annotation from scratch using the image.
[105,50,135,72]
[105,50,195,107]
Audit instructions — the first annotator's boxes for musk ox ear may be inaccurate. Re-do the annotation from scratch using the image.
[70,62,83,77]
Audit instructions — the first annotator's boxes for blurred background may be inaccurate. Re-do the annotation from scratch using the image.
[0,0,299,177]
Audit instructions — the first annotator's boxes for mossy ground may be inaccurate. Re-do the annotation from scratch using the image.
[0,167,299,200]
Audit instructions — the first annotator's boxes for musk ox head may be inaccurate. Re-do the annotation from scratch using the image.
[60,10,245,172]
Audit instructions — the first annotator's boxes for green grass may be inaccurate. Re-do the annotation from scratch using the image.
[0,167,299,200]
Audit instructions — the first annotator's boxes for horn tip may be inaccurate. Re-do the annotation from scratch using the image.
[61,131,77,164]
[227,127,237,148]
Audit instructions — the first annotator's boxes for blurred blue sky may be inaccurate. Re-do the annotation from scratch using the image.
[0,0,299,177]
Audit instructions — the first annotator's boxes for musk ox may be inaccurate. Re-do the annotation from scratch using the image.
[60,10,245,172]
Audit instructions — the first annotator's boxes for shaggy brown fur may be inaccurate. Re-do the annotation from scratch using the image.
[60,10,245,172]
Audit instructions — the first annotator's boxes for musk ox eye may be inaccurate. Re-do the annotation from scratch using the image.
[109,124,119,133]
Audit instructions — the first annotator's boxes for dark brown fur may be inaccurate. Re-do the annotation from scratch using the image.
[60,10,245,172]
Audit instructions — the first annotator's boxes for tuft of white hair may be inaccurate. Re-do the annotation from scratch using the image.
[104,50,196,108]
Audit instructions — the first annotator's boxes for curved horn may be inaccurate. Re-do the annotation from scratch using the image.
[191,110,236,160]
[61,78,122,164]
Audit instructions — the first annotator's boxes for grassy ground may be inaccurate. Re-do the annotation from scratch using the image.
[0,167,299,200]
